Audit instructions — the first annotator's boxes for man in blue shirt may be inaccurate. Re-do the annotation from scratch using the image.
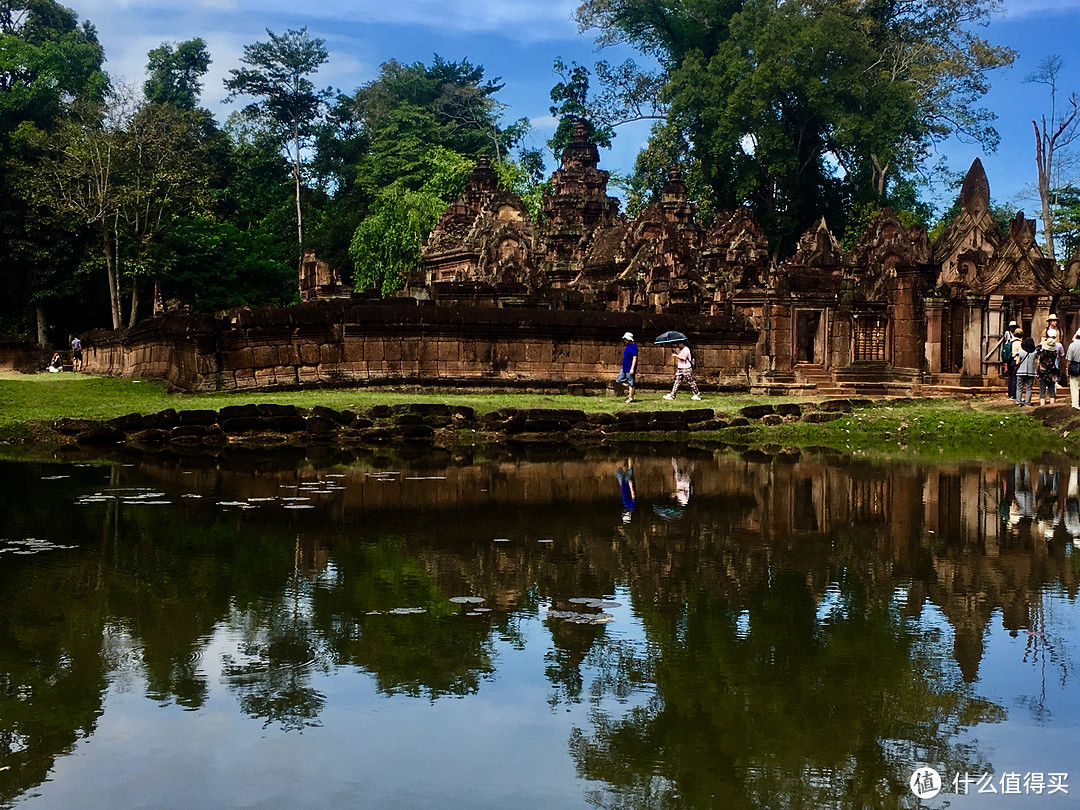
[617,332,638,403]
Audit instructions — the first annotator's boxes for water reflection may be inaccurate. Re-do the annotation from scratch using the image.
[1,453,1078,809]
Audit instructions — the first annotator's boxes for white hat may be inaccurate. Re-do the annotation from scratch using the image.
[622,332,634,341]
[1048,313,1059,321]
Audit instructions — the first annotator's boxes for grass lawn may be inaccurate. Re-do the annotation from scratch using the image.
[0,371,1074,462]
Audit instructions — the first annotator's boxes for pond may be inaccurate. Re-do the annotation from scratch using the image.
[1,449,1078,809]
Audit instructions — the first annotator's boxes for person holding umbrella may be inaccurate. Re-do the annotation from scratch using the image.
[655,332,701,401]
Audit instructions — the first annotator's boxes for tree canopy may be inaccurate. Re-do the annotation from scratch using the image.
[575,0,1016,253]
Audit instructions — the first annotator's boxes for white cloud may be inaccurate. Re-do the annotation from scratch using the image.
[1001,0,1080,18]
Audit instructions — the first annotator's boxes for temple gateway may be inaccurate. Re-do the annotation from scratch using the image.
[412,123,1080,395]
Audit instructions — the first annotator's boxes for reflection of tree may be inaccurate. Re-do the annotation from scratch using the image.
[570,572,1004,809]
[223,619,328,732]
[0,556,107,806]
[312,537,496,698]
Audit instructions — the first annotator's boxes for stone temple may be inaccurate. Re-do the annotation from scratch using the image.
[413,123,1080,395]
[61,123,1080,395]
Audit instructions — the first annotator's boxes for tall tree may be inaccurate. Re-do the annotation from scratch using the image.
[144,38,211,110]
[336,56,531,294]
[1026,55,1079,263]
[0,0,106,341]
[223,27,332,257]
[575,0,1015,253]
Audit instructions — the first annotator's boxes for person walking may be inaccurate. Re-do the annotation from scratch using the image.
[1015,335,1037,406]
[70,335,82,372]
[663,340,701,401]
[1003,320,1018,400]
[1066,330,1080,409]
[617,332,638,403]
[1036,335,1063,405]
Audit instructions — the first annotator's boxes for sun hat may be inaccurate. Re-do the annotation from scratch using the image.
[1048,313,1058,321]
[1008,320,1018,327]
[622,332,634,341]
[1042,337,1057,351]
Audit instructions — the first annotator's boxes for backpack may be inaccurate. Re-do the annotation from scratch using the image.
[1037,346,1058,378]
[689,348,696,369]
[1000,337,1012,364]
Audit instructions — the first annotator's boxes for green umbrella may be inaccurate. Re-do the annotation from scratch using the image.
[654,330,688,345]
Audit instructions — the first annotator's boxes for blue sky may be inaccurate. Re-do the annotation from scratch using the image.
[71,0,1080,219]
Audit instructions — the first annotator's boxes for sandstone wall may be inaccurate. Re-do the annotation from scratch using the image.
[80,301,758,393]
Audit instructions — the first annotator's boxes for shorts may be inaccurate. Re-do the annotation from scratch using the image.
[616,370,636,386]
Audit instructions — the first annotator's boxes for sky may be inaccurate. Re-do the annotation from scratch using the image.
[68,0,1080,220]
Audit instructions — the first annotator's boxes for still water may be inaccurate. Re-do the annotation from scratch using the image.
[1,449,1079,809]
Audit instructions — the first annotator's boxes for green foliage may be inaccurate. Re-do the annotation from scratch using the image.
[0,0,107,339]
[224,27,333,248]
[1056,187,1080,260]
[158,216,296,311]
[576,0,1015,254]
[143,38,210,109]
[349,148,471,295]
[548,58,614,155]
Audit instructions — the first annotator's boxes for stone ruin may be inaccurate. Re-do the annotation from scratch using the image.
[401,137,1080,394]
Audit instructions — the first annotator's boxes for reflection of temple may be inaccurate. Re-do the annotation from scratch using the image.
[405,132,1080,394]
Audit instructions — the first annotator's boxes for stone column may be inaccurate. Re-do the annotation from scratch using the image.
[962,296,986,377]
[924,299,944,374]
[891,267,922,370]
[1033,297,1053,341]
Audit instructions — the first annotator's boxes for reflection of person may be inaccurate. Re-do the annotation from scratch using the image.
[672,458,691,507]
[1066,330,1080,409]
[1014,336,1037,406]
[70,335,82,372]
[617,332,638,403]
[662,341,701,401]
[616,461,636,522]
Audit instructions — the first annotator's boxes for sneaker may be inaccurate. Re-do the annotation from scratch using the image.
[625,397,634,403]
[691,394,701,401]
[663,393,675,400]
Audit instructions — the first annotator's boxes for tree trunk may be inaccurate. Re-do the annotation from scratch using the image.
[293,124,303,259]
[35,305,48,348]
[102,221,121,329]
[128,278,140,328]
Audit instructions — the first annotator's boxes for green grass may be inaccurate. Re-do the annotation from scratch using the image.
[1,372,1073,462]
[713,399,1071,462]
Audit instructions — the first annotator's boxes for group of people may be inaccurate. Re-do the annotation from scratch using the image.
[1003,315,1080,408]
[46,336,82,373]
[617,332,702,404]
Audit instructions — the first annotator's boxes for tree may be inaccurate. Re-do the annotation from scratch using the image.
[224,27,332,256]
[349,147,472,295]
[548,59,614,155]
[144,38,211,110]
[575,0,1015,253]
[1027,55,1079,263]
[336,56,532,294]
[0,0,106,341]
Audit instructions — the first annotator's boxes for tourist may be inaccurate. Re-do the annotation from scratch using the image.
[1003,320,1018,400]
[1045,313,1060,341]
[70,335,82,372]
[663,340,701,401]
[1066,330,1080,409]
[1036,336,1063,406]
[47,352,63,372]
[617,332,638,403]
[1015,336,1037,406]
